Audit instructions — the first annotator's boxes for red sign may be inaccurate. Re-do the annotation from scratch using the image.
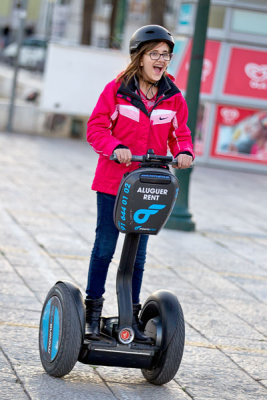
[175,40,221,94]
[211,105,267,164]
[223,47,267,100]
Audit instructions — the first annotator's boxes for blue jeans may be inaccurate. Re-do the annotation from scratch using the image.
[86,192,149,304]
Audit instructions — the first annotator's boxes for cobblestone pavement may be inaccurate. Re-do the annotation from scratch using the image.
[0,132,266,400]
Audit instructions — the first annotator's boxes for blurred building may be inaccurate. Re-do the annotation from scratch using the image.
[1,1,267,172]
[171,0,267,172]
[49,0,267,172]
[0,0,42,47]
[0,1,77,45]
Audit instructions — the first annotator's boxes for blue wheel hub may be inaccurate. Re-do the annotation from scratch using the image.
[40,296,62,362]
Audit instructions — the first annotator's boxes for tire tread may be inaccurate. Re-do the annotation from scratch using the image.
[141,301,185,385]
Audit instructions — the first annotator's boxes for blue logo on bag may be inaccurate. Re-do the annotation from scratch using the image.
[133,204,166,224]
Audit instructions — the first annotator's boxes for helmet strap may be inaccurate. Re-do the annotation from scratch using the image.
[139,78,158,99]
[145,83,158,100]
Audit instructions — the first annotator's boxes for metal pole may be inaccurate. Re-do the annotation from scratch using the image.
[112,0,128,48]
[6,0,28,133]
[165,0,210,231]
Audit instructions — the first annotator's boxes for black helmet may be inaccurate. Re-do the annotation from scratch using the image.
[129,25,175,54]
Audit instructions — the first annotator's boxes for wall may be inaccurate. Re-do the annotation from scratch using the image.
[41,42,129,116]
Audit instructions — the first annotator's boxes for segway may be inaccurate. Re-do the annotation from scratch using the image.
[39,149,185,385]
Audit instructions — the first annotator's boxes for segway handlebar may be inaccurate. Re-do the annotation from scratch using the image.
[110,150,178,167]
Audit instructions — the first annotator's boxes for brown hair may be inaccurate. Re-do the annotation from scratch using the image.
[116,41,171,86]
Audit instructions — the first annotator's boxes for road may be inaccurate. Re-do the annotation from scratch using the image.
[0,131,266,399]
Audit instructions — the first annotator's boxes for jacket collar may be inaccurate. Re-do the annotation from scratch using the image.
[118,74,179,98]
[116,74,180,116]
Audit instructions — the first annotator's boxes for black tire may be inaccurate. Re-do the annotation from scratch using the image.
[39,282,83,377]
[140,291,185,385]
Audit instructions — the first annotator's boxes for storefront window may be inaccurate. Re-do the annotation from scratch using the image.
[178,3,194,28]
[223,47,267,100]
[174,39,221,95]
[234,0,267,5]
[195,103,210,157]
[208,5,225,30]
[232,10,267,36]
[211,105,267,164]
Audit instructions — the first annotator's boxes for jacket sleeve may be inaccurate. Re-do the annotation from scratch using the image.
[86,80,122,157]
[168,94,195,159]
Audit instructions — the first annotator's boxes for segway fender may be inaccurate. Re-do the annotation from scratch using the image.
[140,289,182,353]
[56,281,85,338]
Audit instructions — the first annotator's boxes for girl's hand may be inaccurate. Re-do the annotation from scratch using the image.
[114,148,132,166]
[173,154,193,169]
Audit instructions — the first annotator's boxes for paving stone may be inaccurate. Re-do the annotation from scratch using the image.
[0,372,29,400]
[177,346,267,400]
[0,132,266,400]
[0,351,14,375]
[1,307,40,326]
[225,352,267,382]
[107,379,190,399]
[17,365,113,400]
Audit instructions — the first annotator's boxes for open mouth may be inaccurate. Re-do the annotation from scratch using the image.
[153,66,164,74]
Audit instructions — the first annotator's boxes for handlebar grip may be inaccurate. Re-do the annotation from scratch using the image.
[110,154,145,162]
[170,159,194,168]
[131,155,145,162]
[110,154,118,161]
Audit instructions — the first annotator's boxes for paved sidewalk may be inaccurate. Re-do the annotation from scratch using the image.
[0,131,266,400]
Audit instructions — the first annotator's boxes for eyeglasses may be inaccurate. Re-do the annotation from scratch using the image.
[147,51,173,61]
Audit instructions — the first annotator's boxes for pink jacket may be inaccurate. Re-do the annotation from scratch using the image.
[87,74,194,195]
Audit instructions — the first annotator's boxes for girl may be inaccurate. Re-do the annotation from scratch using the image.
[85,25,194,342]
